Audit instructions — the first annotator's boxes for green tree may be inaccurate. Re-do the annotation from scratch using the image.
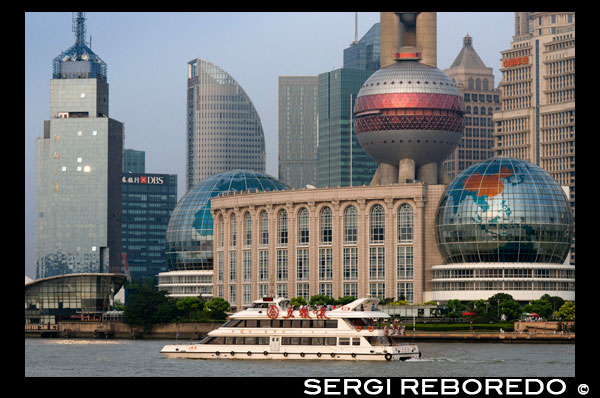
[204,297,230,320]
[447,299,466,318]
[335,296,357,306]
[540,294,565,315]
[176,296,206,321]
[523,299,553,319]
[309,294,336,306]
[499,299,522,321]
[290,296,307,307]
[123,285,177,331]
[554,301,575,320]
[487,293,515,322]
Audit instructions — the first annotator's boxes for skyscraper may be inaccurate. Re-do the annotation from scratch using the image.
[443,34,499,180]
[317,68,377,188]
[35,12,124,279]
[343,22,380,73]
[492,12,575,264]
[124,149,145,173]
[278,76,318,189]
[186,59,266,191]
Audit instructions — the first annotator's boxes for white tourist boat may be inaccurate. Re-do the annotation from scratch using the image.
[160,297,421,361]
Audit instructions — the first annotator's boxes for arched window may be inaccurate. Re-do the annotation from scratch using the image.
[370,204,385,243]
[466,105,471,114]
[230,215,237,247]
[473,106,479,115]
[476,78,481,90]
[344,206,358,244]
[483,78,489,91]
[260,211,268,247]
[298,208,310,245]
[397,204,414,243]
[278,209,288,246]
[468,77,474,90]
[244,212,252,247]
[320,207,332,244]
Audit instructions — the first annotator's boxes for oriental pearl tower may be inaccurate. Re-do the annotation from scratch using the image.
[354,12,464,185]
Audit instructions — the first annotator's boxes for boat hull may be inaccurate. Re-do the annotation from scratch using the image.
[161,344,420,361]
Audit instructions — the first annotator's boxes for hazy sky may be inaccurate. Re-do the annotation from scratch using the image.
[24,12,515,277]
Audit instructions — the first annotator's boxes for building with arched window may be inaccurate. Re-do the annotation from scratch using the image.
[210,183,446,310]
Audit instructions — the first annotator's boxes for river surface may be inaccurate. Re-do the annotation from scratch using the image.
[25,338,575,377]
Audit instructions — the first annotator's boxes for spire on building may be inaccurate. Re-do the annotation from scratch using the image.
[52,12,107,80]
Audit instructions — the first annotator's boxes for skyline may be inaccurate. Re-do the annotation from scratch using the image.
[25,12,515,278]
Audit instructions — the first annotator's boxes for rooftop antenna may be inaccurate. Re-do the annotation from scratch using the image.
[73,12,87,47]
[352,12,359,45]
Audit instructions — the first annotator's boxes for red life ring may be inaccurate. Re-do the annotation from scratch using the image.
[368,326,374,332]
[356,326,362,332]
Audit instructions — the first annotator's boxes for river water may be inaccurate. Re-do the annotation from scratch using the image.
[24,338,575,377]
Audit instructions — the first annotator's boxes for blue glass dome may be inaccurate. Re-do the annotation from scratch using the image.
[435,157,573,264]
[165,170,289,271]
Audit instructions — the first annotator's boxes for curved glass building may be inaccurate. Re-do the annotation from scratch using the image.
[165,170,289,272]
[186,59,266,191]
[435,157,574,264]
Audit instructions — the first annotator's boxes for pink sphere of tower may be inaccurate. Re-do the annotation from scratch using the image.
[353,54,464,172]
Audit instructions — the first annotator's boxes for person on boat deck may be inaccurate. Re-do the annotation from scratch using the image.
[360,304,364,311]
[371,303,375,311]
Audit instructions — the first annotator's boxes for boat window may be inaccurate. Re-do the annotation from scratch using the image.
[313,320,325,328]
[225,337,236,345]
[352,338,361,346]
[325,338,336,346]
[339,338,350,346]
[301,337,311,345]
[282,320,293,328]
[272,320,282,328]
[258,337,269,345]
[246,319,258,328]
[199,336,213,344]
[301,320,312,328]
[245,337,257,345]
[259,320,271,327]
[289,337,301,345]
[311,337,324,346]
[210,337,224,344]
[325,320,338,328]
[226,319,243,327]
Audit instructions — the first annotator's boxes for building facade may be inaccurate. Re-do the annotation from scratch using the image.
[124,149,145,173]
[186,59,266,191]
[343,22,380,73]
[317,68,377,188]
[443,35,500,181]
[492,12,575,264]
[278,76,319,189]
[211,183,445,310]
[35,13,124,279]
[121,173,177,283]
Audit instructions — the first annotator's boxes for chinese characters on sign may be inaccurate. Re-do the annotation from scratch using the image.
[502,56,529,68]
[122,175,164,184]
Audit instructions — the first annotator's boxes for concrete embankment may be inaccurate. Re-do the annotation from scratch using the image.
[391,331,574,344]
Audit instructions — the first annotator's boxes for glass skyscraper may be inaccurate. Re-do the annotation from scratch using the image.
[343,23,380,73]
[124,149,146,173]
[186,59,266,191]
[121,173,177,283]
[317,68,377,188]
[35,13,124,279]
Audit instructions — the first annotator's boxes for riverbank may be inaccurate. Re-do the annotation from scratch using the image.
[25,321,574,343]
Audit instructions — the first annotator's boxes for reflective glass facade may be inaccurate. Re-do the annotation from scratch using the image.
[187,59,266,191]
[435,157,573,264]
[343,23,380,73]
[122,173,177,282]
[25,273,126,324]
[165,170,289,271]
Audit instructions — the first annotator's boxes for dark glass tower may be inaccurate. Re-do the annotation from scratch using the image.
[35,13,124,278]
[343,23,380,73]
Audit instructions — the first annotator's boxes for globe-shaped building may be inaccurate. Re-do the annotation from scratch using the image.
[353,58,465,169]
[165,170,289,271]
[435,157,574,264]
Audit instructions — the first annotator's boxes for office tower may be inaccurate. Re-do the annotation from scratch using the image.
[443,34,500,180]
[317,68,377,188]
[35,12,124,279]
[278,76,318,189]
[186,59,266,192]
[344,22,380,73]
[124,149,145,173]
[121,173,177,283]
[492,12,575,264]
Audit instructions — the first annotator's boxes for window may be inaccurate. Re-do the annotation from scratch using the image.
[370,204,385,243]
[298,208,310,245]
[344,206,358,244]
[244,212,252,247]
[369,247,385,280]
[278,210,288,246]
[297,248,309,280]
[218,215,224,248]
[230,216,237,247]
[243,251,252,281]
[320,207,332,244]
[397,246,414,279]
[397,204,414,243]
[229,252,237,282]
[276,249,288,281]
[260,211,269,247]
[343,247,358,280]
[318,248,333,280]
[258,250,268,281]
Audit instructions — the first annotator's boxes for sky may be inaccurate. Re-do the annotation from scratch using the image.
[24,12,515,278]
